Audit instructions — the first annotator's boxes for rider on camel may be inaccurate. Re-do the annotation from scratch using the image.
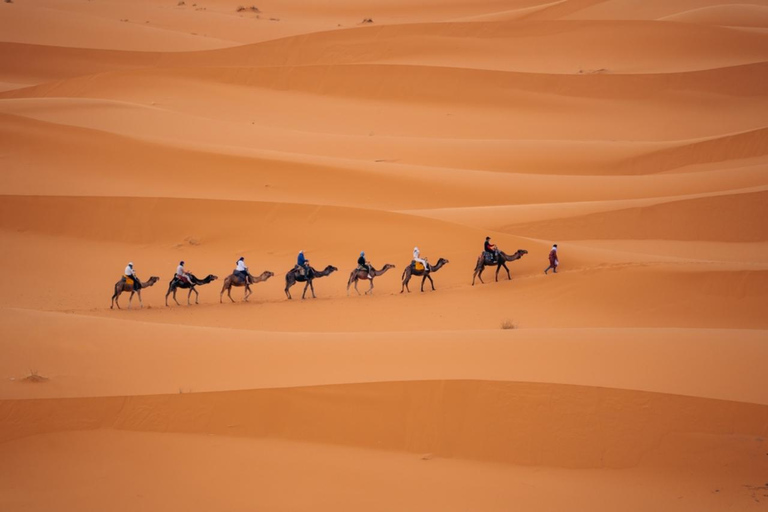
[358,251,372,279]
[297,250,310,277]
[176,261,191,284]
[484,236,499,263]
[124,262,141,291]
[235,257,249,283]
[413,246,428,271]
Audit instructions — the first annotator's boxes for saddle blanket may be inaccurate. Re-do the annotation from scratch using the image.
[414,262,425,272]
[124,275,134,286]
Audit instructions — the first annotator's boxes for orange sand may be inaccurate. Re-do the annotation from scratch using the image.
[1,0,767,510]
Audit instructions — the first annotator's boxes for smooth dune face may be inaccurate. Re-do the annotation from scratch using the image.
[1,1,768,511]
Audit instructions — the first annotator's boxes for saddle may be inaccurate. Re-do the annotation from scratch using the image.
[413,261,425,272]
[294,265,311,280]
[124,275,134,287]
[483,252,497,264]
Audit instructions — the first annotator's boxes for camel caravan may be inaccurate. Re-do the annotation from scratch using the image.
[110,238,547,309]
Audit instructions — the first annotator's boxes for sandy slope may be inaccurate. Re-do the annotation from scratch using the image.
[1,0,768,510]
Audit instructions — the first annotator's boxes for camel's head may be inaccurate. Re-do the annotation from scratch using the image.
[147,276,160,286]
[325,265,338,274]
[208,274,219,281]
[262,271,275,280]
[382,263,396,270]
[436,258,449,265]
[518,249,528,256]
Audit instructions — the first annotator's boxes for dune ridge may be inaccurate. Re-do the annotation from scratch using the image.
[3,380,767,470]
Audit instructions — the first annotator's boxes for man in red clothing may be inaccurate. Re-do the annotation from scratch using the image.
[544,244,558,274]
[484,236,498,263]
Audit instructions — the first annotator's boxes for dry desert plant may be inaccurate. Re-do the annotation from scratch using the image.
[22,369,49,383]
[500,319,516,330]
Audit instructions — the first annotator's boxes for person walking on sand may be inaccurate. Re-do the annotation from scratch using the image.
[544,244,559,274]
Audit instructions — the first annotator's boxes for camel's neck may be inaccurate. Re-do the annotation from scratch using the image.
[430,261,446,271]
[313,268,333,277]
[373,265,394,276]
[502,251,523,262]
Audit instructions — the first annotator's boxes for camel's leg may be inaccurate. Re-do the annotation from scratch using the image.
[355,279,362,296]
[401,271,410,293]
[310,280,316,298]
[495,264,501,282]
[420,275,427,292]
[173,288,181,306]
[138,290,144,308]
[128,291,134,309]
[472,265,484,285]
[244,284,251,302]
[502,262,511,280]
[301,281,309,299]
[111,289,121,309]
[188,287,196,305]
[366,278,374,295]
[428,274,435,290]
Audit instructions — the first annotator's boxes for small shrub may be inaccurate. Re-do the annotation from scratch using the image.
[500,319,516,330]
[237,5,259,12]
[177,0,185,5]
[361,18,373,24]
[4,0,14,4]
[22,369,49,383]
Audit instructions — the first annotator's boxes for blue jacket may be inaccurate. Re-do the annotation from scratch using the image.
[298,253,306,266]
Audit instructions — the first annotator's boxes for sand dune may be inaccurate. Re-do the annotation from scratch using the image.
[2,0,767,510]
[662,4,768,27]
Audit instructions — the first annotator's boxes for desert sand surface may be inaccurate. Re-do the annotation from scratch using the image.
[2,0,768,510]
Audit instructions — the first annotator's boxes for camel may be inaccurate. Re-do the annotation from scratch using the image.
[472,249,528,285]
[110,276,160,309]
[165,273,218,306]
[285,264,338,299]
[347,263,395,296]
[220,270,274,303]
[401,258,449,293]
